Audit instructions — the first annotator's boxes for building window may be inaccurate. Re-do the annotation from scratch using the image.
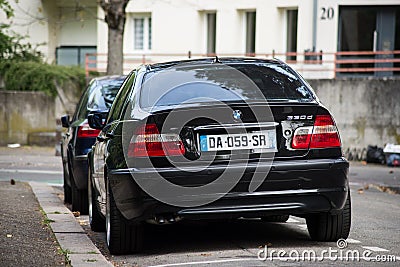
[134,16,152,51]
[56,46,97,67]
[245,11,256,55]
[206,13,216,55]
[148,17,152,50]
[286,9,298,61]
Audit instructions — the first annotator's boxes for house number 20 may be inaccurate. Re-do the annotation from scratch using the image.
[321,7,334,20]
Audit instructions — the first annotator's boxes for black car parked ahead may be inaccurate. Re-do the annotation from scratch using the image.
[88,58,350,254]
[61,75,126,213]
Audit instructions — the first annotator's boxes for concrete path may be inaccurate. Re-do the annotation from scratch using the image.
[29,182,113,267]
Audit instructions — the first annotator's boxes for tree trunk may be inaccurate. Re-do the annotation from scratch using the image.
[100,0,130,75]
[107,26,124,75]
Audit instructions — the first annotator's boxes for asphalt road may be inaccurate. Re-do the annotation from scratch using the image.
[0,146,63,185]
[1,146,399,266]
[79,186,400,267]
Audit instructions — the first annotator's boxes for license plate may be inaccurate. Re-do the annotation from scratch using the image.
[199,130,277,152]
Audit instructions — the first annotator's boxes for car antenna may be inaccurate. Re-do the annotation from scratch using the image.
[213,55,221,64]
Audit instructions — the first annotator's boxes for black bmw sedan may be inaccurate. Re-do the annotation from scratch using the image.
[61,75,126,214]
[88,58,350,254]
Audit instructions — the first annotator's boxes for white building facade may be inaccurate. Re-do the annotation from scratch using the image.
[0,0,97,66]
[2,0,400,78]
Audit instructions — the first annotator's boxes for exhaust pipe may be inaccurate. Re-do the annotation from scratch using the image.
[147,215,181,225]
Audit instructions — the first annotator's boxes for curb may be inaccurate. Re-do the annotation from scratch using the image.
[29,182,113,267]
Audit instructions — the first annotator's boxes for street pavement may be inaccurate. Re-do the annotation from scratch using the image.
[0,146,63,185]
[0,146,399,266]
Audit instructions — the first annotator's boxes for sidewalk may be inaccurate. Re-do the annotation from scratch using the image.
[0,180,113,266]
[0,181,65,266]
[29,182,112,266]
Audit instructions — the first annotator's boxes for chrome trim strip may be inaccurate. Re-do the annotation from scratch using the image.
[194,122,279,131]
[75,155,88,160]
[178,203,303,215]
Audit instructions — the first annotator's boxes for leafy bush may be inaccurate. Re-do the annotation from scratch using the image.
[0,60,86,97]
[0,25,43,62]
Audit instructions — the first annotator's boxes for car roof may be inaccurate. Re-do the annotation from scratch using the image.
[146,57,283,72]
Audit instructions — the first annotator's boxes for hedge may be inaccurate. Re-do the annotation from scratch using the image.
[0,60,86,97]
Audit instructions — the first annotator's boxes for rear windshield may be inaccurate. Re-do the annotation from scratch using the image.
[140,63,314,109]
[87,77,125,111]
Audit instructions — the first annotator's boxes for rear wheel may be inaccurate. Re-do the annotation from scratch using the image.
[88,169,105,232]
[71,166,89,214]
[306,192,351,241]
[106,179,143,254]
[261,215,290,223]
[63,164,72,204]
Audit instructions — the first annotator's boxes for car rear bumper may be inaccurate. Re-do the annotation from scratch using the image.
[71,155,88,190]
[108,157,349,222]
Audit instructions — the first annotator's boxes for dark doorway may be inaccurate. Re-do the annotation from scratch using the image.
[338,6,400,77]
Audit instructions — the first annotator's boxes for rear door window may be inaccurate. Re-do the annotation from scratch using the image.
[75,81,96,120]
[108,72,136,123]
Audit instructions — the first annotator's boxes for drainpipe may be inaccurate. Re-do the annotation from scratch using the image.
[312,0,318,51]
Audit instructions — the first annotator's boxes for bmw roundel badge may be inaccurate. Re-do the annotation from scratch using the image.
[233,110,242,121]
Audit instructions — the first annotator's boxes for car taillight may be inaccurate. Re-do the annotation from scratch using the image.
[128,123,185,157]
[77,124,101,138]
[291,115,341,149]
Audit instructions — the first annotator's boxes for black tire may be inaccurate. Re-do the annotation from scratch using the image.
[261,215,290,223]
[306,192,351,241]
[63,165,72,204]
[88,169,105,232]
[71,168,89,214]
[106,179,143,254]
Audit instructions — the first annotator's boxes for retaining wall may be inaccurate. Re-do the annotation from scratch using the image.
[309,78,400,159]
[0,91,56,145]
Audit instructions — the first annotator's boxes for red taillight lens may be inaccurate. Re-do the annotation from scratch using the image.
[77,124,101,138]
[291,115,341,149]
[309,115,341,148]
[128,123,185,157]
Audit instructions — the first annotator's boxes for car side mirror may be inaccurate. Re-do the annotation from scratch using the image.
[61,115,70,128]
[88,112,107,130]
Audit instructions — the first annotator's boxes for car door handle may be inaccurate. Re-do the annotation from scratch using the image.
[97,132,114,142]
[106,132,115,139]
[97,136,106,142]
